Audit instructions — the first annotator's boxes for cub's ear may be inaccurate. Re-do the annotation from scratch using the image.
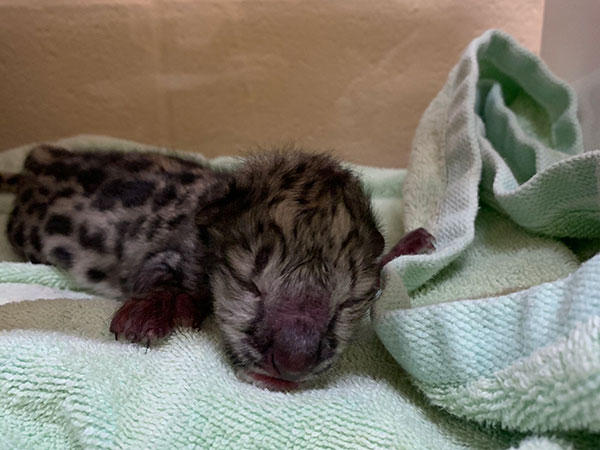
[195,173,237,226]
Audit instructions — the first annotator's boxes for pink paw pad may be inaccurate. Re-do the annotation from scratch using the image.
[380,228,435,267]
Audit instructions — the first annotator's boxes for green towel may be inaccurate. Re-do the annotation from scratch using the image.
[373,28,600,442]
[1,29,599,449]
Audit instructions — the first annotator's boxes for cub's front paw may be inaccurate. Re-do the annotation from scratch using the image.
[110,290,177,345]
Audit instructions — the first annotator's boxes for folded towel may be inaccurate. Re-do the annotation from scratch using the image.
[373,29,600,441]
[1,29,599,449]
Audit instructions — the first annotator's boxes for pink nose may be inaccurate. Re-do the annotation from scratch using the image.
[268,327,321,381]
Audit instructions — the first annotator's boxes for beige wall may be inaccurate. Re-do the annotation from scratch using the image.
[0,0,544,167]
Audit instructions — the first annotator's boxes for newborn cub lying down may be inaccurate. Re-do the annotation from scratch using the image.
[3,145,433,389]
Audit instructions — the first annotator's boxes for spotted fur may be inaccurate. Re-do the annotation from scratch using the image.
[6,145,229,337]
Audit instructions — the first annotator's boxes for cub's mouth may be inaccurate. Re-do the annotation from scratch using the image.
[247,372,300,391]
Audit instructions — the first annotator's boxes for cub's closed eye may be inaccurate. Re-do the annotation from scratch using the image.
[338,297,365,311]
[248,281,262,297]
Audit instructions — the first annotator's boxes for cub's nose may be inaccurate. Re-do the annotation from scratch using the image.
[262,287,330,382]
[269,325,321,381]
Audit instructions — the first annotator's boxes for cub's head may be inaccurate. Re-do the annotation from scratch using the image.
[199,151,385,389]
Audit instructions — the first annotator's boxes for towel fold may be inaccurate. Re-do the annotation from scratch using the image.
[373,30,600,441]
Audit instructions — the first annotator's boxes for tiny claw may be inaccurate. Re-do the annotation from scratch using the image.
[114,333,118,341]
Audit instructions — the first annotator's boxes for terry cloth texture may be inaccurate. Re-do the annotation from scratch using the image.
[1,29,599,448]
[373,28,600,444]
